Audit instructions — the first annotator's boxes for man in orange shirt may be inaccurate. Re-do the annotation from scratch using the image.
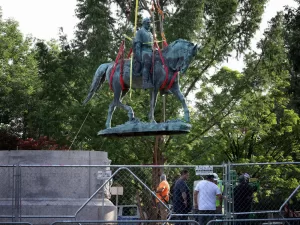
[156,174,170,220]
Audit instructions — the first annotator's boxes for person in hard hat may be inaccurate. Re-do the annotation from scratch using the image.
[134,17,154,89]
[233,173,256,224]
[155,174,170,220]
[212,173,223,214]
[194,174,222,225]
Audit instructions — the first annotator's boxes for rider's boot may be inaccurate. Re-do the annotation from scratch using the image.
[160,89,172,95]
[142,63,153,89]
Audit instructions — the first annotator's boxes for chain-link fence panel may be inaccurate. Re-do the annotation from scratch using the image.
[0,165,128,223]
[51,220,200,225]
[229,162,300,221]
[0,165,15,221]
[108,165,225,222]
[0,223,33,225]
[0,164,227,224]
[2,162,299,225]
[10,165,114,224]
[207,218,300,225]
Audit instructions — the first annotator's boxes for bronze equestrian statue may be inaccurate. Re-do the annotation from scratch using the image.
[83,17,198,129]
[83,39,198,129]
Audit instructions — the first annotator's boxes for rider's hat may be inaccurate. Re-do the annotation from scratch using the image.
[142,17,152,24]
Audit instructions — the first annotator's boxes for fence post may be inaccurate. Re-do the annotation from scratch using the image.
[224,161,232,224]
[13,163,21,222]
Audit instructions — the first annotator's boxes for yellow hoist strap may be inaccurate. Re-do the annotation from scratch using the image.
[129,0,139,98]
[124,34,132,41]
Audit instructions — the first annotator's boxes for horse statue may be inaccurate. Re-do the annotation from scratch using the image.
[83,39,198,129]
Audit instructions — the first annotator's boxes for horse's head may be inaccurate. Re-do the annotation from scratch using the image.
[165,39,198,74]
[180,42,198,74]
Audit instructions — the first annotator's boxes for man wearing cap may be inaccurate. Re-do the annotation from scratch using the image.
[234,173,257,224]
[212,173,223,214]
[134,17,154,89]
[194,174,222,225]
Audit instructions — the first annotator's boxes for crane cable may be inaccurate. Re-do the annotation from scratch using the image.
[154,0,168,122]
[129,0,139,98]
[68,106,92,150]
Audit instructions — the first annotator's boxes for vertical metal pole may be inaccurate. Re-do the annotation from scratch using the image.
[163,95,166,122]
[228,161,232,225]
[102,180,105,219]
[224,162,232,225]
[12,165,15,222]
[116,194,119,208]
[14,163,20,222]
[223,163,227,225]
[19,165,22,222]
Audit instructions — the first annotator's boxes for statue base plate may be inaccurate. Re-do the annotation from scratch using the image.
[98,118,191,137]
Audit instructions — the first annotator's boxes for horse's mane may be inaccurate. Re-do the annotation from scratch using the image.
[162,39,193,54]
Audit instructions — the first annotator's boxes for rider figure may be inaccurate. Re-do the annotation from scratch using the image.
[134,17,153,89]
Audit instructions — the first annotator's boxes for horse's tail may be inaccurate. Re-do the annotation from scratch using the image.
[82,63,110,105]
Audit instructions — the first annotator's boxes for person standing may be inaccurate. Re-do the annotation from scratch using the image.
[194,174,222,225]
[156,174,170,220]
[170,174,180,204]
[173,170,192,225]
[234,174,256,224]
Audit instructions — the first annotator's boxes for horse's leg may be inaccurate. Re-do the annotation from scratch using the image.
[106,88,134,128]
[170,84,190,123]
[105,86,122,128]
[148,88,159,123]
[106,101,116,128]
[119,89,135,121]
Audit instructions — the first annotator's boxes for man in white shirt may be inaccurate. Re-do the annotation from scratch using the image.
[194,174,222,225]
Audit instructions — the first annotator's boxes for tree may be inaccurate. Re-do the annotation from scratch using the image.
[284,2,300,114]
[173,13,300,209]
[0,8,39,138]
[187,13,300,163]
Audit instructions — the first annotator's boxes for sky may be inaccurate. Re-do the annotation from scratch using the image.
[0,0,299,71]
[0,0,79,40]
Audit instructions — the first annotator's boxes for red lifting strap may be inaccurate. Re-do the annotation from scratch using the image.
[119,56,126,91]
[109,40,127,91]
[127,48,132,58]
[156,41,179,90]
[154,41,168,90]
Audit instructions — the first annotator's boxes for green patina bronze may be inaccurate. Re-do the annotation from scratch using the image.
[134,17,154,89]
[83,37,198,136]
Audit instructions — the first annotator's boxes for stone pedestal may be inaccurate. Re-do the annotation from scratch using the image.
[0,150,116,224]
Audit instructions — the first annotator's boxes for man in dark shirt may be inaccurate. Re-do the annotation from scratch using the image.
[234,174,257,224]
[173,169,192,225]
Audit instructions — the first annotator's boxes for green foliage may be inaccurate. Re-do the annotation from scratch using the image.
[283,4,300,114]
[1,1,300,175]
[187,13,300,165]
[0,14,39,139]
